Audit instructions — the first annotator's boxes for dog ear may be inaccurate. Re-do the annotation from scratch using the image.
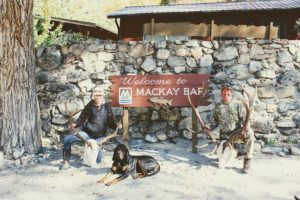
[112,146,118,161]
[125,146,130,163]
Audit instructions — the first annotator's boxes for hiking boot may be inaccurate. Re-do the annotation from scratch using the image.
[59,161,71,170]
[242,158,251,174]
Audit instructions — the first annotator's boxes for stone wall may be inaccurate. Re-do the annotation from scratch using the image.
[36,39,300,148]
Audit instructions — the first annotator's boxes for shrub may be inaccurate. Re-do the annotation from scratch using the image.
[34,16,90,47]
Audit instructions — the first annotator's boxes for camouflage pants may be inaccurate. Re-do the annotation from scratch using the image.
[220,128,255,159]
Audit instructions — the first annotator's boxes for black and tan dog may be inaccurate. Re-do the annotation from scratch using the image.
[97,144,160,186]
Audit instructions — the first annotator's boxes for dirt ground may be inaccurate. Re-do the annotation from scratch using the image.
[0,138,299,200]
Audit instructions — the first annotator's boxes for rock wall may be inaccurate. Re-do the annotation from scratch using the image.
[36,39,300,148]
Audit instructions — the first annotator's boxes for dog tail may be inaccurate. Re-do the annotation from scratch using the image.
[295,196,300,200]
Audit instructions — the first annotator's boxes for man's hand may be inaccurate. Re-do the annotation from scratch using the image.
[242,124,249,138]
[203,125,212,132]
[243,123,249,132]
[202,125,217,143]
[117,122,122,129]
[68,123,76,130]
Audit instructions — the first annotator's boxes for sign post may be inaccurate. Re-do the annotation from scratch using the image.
[192,111,198,153]
[122,107,129,147]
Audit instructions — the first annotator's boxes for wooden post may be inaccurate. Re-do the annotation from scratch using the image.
[192,110,198,153]
[269,22,274,40]
[151,18,155,41]
[210,20,215,41]
[122,107,129,147]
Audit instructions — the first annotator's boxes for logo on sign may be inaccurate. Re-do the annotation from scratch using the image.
[119,87,132,104]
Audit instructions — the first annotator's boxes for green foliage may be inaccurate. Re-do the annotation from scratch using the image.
[33,0,63,47]
[264,137,276,146]
[49,31,90,46]
[34,18,90,47]
[160,0,172,5]
[34,16,63,47]
[33,0,90,47]
[284,137,298,144]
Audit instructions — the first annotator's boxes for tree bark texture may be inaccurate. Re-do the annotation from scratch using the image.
[0,0,41,155]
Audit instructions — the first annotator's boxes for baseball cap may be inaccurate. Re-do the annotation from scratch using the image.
[220,83,232,91]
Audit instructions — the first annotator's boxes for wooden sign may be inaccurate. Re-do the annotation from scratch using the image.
[109,74,210,107]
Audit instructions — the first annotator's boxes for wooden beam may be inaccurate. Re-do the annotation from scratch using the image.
[269,22,274,40]
[151,18,155,41]
[210,20,215,40]
[192,110,198,153]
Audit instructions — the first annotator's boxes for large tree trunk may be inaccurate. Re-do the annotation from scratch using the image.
[0,0,41,156]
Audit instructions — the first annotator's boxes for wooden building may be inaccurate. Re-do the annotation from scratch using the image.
[50,17,118,40]
[108,0,300,41]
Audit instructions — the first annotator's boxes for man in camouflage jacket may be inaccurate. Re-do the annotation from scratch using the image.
[211,85,255,174]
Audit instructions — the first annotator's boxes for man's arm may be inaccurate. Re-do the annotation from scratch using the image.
[73,101,92,128]
[238,101,249,133]
[210,105,219,130]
